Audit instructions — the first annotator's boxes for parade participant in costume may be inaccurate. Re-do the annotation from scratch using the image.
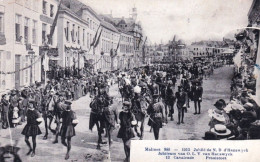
[147,94,166,140]
[9,90,19,127]
[175,86,187,124]
[103,97,119,146]
[117,101,136,162]
[1,94,9,129]
[165,80,176,121]
[191,82,203,114]
[21,100,42,157]
[53,93,67,144]
[60,101,78,160]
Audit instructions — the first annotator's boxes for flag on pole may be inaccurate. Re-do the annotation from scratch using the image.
[94,28,103,48]
[48,0,63,44]
[233,48,243,68]
[90,25,101,47]
[116,35,121,52]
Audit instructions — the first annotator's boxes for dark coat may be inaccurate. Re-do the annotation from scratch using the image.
[191,86,203,101]
[60,110,76,138]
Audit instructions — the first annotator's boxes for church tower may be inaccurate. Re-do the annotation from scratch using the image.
[132,7,137,21]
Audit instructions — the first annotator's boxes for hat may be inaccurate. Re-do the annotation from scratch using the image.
[208,109,226,122]
[153,94,159,98]
[139,82,147,87]
[210,124,231,136]
[28,99,35,104]
[11,90,16,95]
[214,100,224,109]
[64,100,72,106]
[134,86,141,94]
[124,79,131,85]
[123,101,131,107]
[1,94,6,98]
[243,102,254,110]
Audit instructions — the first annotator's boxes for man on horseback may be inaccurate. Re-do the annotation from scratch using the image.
[89,84,111,149]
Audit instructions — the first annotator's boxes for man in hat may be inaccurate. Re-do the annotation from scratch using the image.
[60,100,77,160]
[9,90,18,127]
[191,81,203,114]
[1,94,9,129]
[117,101,135,162]
[165,80,176,121]
[175,86,187,124]
[147,94,166,140]
[53,93,67,144]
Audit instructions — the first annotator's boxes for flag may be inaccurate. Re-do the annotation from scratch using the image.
[48,0,63,44]
[116,35,121,52]
[94,28,103,48]
[90,25,101,47]
[233,48,243,68]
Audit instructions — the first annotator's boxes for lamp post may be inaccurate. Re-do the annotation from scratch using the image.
[42,43,49,85]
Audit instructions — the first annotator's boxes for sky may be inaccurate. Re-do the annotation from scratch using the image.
[80,0,253,45]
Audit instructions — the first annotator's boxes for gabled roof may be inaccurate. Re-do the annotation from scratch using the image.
[62,0,101,21]
[101,20,119,33]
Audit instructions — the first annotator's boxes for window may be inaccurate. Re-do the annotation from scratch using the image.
[49,25,53,45]
[87,18,89,27]
[15,14,22,42]
[72,24,75,42]
[24,18,29,44]
[78,26,80,44]
[87,33,89,48]
[90,20,92,29]
[50,4,54,17]
[0,13,4,34]
[32,20,37,44]
[32,0,38,11]
[83,29,85,45]
[25,56,29,83]
[66,21,69,41]
[43,1,47,15]
[42,23,47,44]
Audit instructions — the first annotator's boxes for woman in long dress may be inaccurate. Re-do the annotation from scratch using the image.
[21,100,42,157]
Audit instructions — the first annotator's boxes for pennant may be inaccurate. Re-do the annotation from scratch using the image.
[90,25,101,47]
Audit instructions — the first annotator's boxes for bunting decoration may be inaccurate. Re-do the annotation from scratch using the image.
[0,55,44,75]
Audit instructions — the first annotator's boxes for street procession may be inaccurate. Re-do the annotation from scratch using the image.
[1,0,260,161]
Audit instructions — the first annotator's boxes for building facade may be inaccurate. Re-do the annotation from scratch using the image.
[0,0,59,93]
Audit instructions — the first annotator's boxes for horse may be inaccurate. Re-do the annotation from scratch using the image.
[89,94,111,149]
[42,93,57,140]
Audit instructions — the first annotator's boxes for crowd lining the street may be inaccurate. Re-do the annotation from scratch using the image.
[1,58,260,161]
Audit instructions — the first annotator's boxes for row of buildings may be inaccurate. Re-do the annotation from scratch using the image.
[147,37,236,64]
[0,0,146,92]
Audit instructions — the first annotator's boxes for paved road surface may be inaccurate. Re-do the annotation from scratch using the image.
[0,66,233,162]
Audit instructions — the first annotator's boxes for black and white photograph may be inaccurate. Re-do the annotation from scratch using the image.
[0,0,260,161]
